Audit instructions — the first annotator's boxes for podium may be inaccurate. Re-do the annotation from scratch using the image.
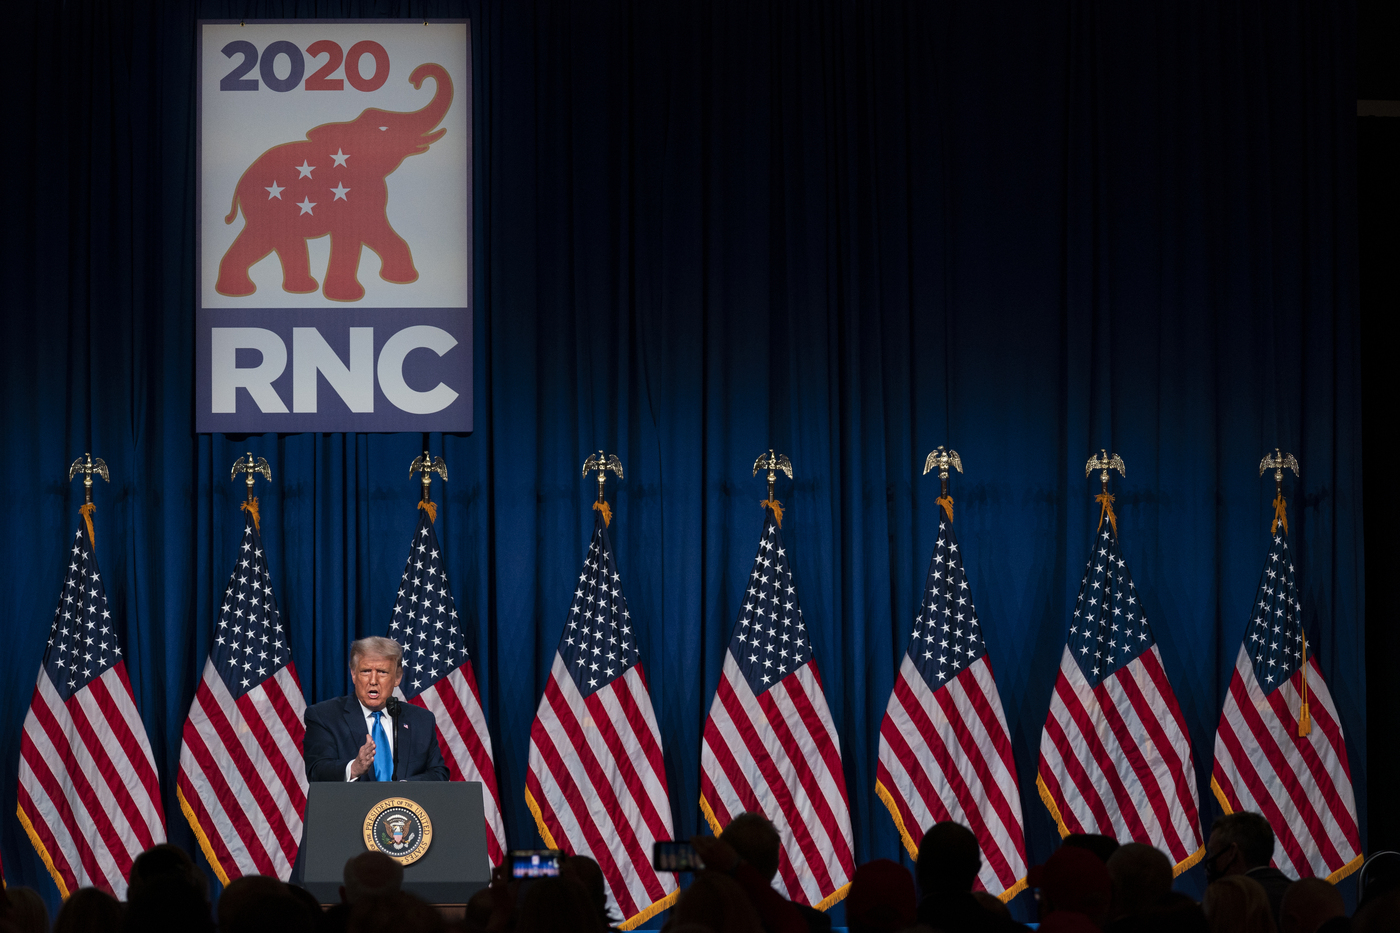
[302,782,491,905]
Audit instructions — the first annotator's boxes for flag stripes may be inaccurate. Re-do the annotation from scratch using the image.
[874,508,1027,899]
[178,662,307,882]
[388,506,506,866]
[1209,516,1361,882]
[177,509,308,884]
[877,656,1026,896]
[526,509,678,930]
[1036,515,1203,874]
[18,519,165,899]
[411,664,507,864]
[1213,649,1361,880]
[1039,647,1203,868]
[701,655,856,908]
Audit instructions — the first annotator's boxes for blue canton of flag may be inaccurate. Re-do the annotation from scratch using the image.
[211,513,290,697]
[390,511,467,694]
[1068,523,1154,687]
[729,512,813,693]
[907,517,985,686]
[559,514,640,696]
[45,526,121,699]
[1244,531,1305,687]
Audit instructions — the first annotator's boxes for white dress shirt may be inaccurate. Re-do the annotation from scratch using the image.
[345,700,397,782]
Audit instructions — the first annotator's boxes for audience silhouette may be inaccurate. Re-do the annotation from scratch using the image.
[1,810,1393,933]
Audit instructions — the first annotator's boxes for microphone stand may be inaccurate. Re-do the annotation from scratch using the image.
[388,697,402,781]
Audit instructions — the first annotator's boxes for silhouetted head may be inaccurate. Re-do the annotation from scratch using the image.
[513,876,605,933]
[123,844,212,933]
[1035,845,1111,923]
[128,843,208,901]
[1107,842,1173,919]
[1207,812,1275,878]
[916,822,982,896]
[1062,833,1121,865]
[846,859,917,933]
[667,871,764,933]
[349,891,444,933]
[720,812,783,884]
[1280,878,1345,933]
[218,876,315,933]
[0,887,48,933]
[1203,875,1274,933]
[562,854,615,927]
[342,851,405,903]
[53,886,124,933]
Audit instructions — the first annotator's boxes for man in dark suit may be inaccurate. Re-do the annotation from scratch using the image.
[303,636,449,782]
[1205,811,1293,931]
[915,822,1028,932]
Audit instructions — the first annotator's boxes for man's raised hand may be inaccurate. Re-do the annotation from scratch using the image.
[350,733,376,779]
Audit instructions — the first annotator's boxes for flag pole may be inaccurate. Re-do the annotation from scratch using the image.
[230,452,271,529]
[752,449,792,527]
[410,451,448,522]
[1085,450,1125,535]
[67,453,109,545]
[582,451,623,526]
[1260,449,1307,735]
[923,446,962,522]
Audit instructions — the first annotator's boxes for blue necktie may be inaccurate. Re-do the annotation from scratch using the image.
[372,710,393,782]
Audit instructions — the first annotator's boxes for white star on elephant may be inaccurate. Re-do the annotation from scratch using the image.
[265,181,284,200]
[331,183,350,201]
[296,160,315,178]
[297,197,316,215]
[330,149,350,167]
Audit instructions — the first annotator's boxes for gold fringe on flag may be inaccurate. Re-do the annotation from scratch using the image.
[936,495,955,523]
[761,498,784,528]
[1095,492,1118,535]
[79,502,96,547]
[418,499,438,524]
[240,497,261,532]
[592,499,612,527]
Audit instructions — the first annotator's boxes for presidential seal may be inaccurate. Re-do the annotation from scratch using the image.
[362,797,433,866]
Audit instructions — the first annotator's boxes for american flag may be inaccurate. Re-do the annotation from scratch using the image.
[177,506,308,883]
[875,504,1027,900]
[17,514,166,898]
[700,505,855,910]
[389,504,506,865]
[1037,513,1204,871]
[1210,511,1361,881]
[526,508,678,930]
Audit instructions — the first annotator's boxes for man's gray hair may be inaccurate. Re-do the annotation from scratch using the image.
[349,636,404,671]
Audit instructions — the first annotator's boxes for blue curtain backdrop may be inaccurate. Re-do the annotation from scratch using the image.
[0,0,1361,921]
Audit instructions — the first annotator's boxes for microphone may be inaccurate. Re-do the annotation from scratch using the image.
[386,697,402,781]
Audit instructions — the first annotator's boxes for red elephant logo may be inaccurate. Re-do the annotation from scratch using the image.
[215,62,452,303]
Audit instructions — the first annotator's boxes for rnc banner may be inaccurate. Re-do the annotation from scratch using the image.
[196,21,472,433]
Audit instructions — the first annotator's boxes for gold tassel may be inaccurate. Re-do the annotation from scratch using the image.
[240,497,261,532]
[79,502,96,547]
[761,498,784,528]
[1095,492,1118,535]
[418,499,438,524]
[936,495,955,523]
[1272,493,1289,536]
[592,500,612,528]
[1298,630,1312,736]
